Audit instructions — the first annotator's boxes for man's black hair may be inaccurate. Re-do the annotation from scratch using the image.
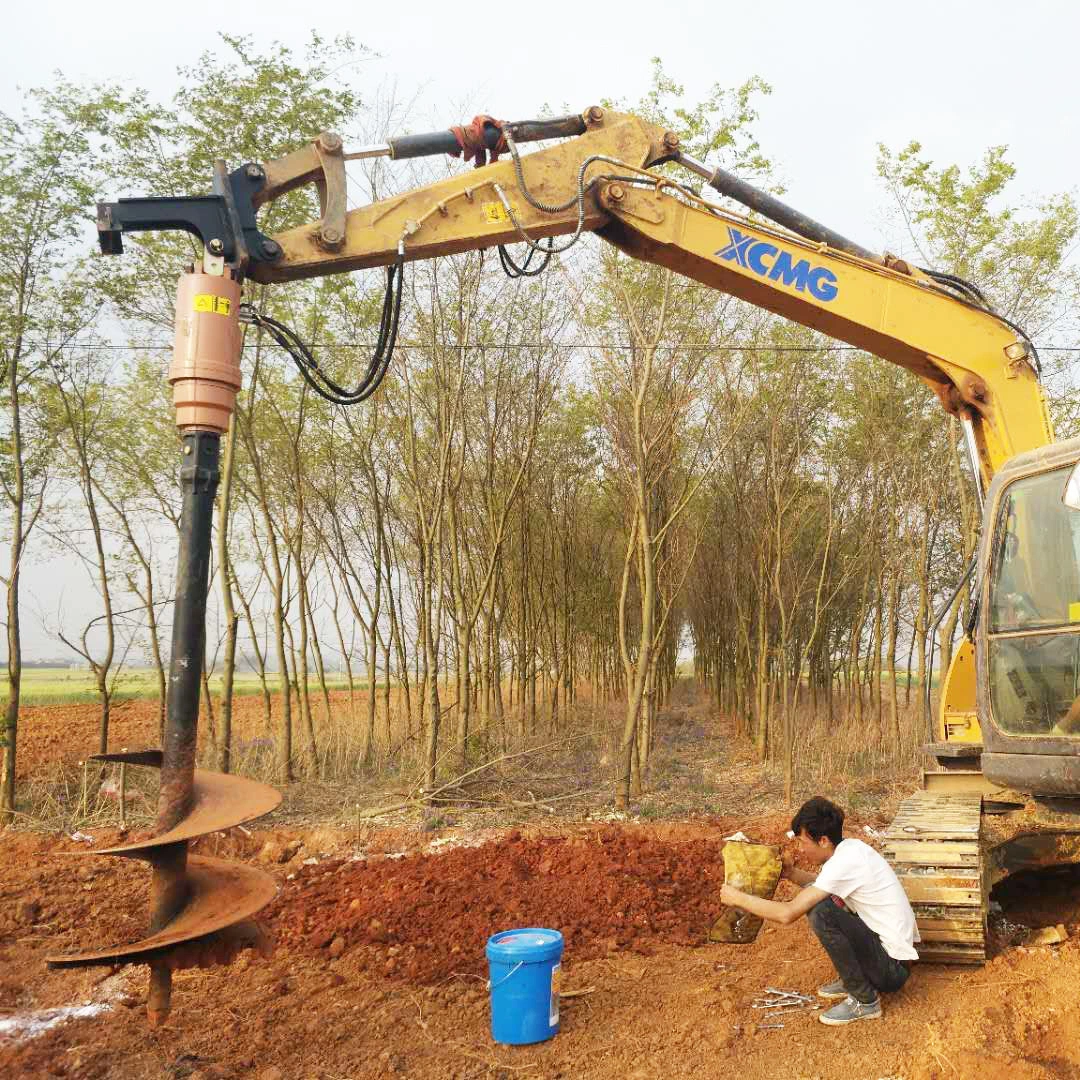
[791,797,844,847]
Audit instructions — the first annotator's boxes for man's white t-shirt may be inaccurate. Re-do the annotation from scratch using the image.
[813,838,920,961]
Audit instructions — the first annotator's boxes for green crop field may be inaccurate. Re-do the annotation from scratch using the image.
[7,667,356,707]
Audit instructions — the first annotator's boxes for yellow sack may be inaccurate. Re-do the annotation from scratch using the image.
[709,840,782,944]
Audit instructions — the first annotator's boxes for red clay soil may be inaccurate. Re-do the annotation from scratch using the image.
[14,693,350,781]
[4,820,1080,1079]
[273,825,747,983]
[14,700,162,779]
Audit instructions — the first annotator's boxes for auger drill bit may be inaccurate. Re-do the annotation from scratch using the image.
[47,261,280,1025]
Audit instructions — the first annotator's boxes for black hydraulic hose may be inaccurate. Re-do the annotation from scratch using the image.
[240,247,404,406]
[389,114,587,161]
[677,152,881,263]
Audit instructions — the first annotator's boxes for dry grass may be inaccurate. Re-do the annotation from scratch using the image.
[11,680,933,831]
[793,696,926,789]
[17,759,158,833]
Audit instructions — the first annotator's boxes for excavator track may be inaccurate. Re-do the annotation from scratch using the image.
[883,791,988,963]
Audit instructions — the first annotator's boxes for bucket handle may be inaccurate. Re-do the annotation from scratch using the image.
[486,961,524,992]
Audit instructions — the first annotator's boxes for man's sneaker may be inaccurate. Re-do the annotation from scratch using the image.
[819,995,882,1025]
[817,979,848,1000]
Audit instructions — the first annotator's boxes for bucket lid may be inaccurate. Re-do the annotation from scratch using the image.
[486,927,563,962]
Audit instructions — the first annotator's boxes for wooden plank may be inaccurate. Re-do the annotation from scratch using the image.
[886,840,979,854]
[897,794,982,806]
[892,812,968,820]
[892,795,982,813]
[885,843,979,866]
[895,870,981,888]
[888,855,979,869]
[885,830,980,841]
[889,823,979,830]
[917,938,986,952]
[911,906,984,924]
[891,813,979,820]
[917,949,985,965]
[890,810,979,821]
[887,841,979,851]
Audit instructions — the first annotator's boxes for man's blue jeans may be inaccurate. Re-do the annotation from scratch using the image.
[808,896,910,1004]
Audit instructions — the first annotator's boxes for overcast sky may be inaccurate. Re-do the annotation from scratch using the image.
[6,0,1079,657]
[8,0,1079,250]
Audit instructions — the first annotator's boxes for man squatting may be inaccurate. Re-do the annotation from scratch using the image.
[720,796,918,1025]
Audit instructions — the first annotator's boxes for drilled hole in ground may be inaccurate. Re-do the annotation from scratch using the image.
[990,864,1080,947]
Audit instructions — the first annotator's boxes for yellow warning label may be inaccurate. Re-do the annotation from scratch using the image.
[193,294,232,316]
[1069,602,1080,623]
[482,201,515,224]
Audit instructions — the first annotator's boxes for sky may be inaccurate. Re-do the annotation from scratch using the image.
[7,0,1079,252]
[5,0,1080,658]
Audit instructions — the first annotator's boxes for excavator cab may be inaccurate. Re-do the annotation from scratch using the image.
[977,437,1080,795]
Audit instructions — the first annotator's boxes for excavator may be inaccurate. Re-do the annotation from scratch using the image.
[45,105,1080,1020]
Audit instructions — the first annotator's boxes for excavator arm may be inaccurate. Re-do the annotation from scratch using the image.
[98,106,1054,480]
[98,103,1058,761]
[225,106,1066,782]
[242,108,1052,483]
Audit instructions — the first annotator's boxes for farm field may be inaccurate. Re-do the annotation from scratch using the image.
[7,667,934,709]
[8,668,357,707]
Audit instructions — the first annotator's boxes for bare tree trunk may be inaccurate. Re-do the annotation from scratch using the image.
[0,331,35,823]
[887,571,902,754]
[236,567,273,735]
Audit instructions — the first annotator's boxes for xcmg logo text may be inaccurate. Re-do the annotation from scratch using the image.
[716,227,839,302]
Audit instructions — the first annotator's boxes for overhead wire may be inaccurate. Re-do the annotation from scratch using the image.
[12,340,1077,353]
[13,148,1070,375]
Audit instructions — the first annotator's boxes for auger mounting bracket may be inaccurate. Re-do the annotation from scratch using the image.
[95,158,282,269]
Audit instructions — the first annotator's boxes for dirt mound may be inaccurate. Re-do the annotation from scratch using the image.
[270,824,770,982]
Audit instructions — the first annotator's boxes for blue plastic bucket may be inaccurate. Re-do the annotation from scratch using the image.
[486,928,564,1045]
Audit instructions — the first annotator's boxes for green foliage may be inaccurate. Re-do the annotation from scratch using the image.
[878,139,1080,432]
[878,141,1078,326]
[607,58,772,174]
[94,33,371,329]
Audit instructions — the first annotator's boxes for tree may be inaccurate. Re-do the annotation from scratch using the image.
[878,141,1080,681]
[0,83,121,820]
